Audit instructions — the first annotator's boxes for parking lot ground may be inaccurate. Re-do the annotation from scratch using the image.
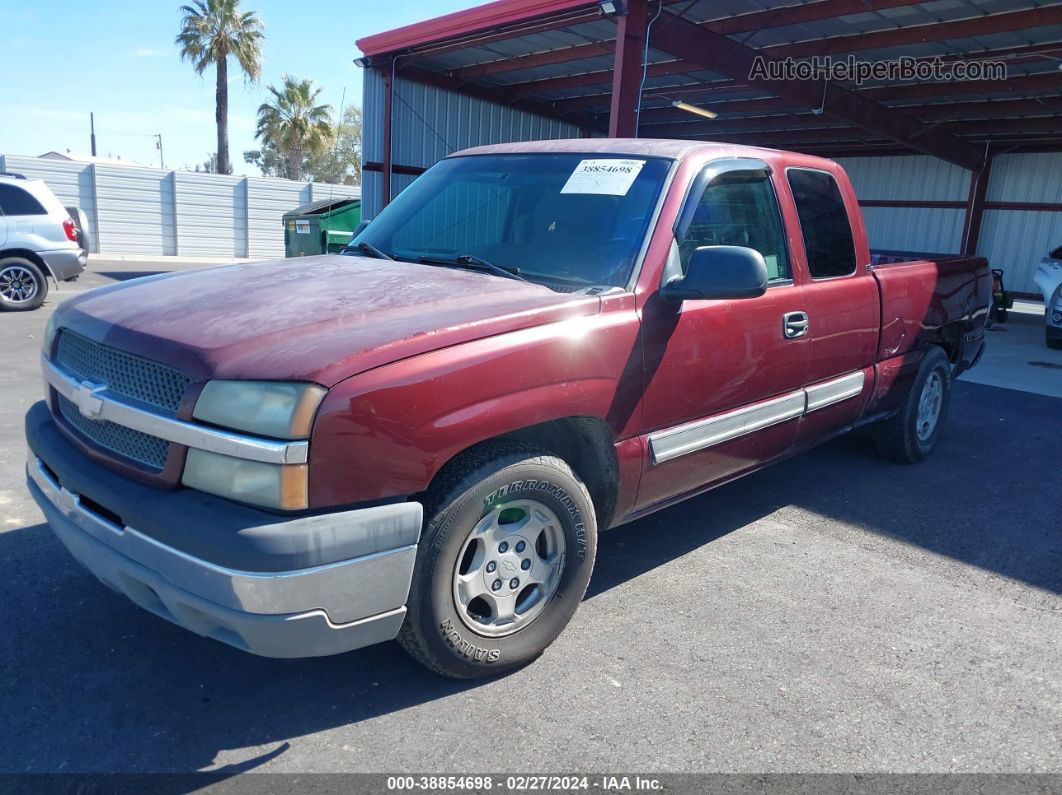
[1,259,1060,774]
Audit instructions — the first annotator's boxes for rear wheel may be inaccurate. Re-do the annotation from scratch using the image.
[0,257,48,311]
[873,345,952,463]
[397,441,597,678]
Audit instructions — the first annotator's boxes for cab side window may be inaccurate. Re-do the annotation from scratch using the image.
[679,172,790,282]
[787,168,857,278]
[0,184,47,216]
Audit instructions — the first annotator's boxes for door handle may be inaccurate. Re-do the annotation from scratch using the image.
[783,311,809,339]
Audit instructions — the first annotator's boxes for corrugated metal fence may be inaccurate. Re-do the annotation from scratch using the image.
[0,154,360,259]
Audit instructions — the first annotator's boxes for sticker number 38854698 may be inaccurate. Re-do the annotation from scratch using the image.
[560,159,645,196]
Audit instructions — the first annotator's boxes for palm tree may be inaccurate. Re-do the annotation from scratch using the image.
[176,0,264,175]
[255,75,333,181]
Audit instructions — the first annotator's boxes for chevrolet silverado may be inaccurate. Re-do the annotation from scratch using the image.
[25,139,991,678]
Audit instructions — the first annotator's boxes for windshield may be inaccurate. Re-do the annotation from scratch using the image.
[352,153,671,288]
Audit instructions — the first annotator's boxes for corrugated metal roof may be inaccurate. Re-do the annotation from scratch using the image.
[361,0,1062,156]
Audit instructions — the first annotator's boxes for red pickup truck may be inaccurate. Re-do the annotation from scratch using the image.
[26,140,990,678]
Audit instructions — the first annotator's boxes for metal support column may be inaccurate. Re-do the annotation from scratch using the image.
[608,0,648,138]
[961,158,992,255]
[381,63,394,207]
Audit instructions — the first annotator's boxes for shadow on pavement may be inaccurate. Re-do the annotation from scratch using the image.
[1,381,1058,773]
[93,271,169,282]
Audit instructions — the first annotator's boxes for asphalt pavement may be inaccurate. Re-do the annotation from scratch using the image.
[1,259,1059,775]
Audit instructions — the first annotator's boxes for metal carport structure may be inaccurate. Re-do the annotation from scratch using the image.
[355,0,1062,294]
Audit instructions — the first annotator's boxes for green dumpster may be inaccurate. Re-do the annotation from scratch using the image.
[283,196,361,257]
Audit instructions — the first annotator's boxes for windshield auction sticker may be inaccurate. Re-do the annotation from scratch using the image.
[561,159,645,196]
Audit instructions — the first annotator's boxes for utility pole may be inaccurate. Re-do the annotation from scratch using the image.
[154,134,164,169]
[90,113,97,156]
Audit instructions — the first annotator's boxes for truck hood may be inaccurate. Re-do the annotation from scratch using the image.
[57,255,600,386]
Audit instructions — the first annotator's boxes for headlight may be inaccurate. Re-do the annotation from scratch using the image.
[182,449,308,510]
[42,314,60,357]
[193,380,326,439]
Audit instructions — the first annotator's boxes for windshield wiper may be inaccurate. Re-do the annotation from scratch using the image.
[352,241,393,261]
[420,253,528,283]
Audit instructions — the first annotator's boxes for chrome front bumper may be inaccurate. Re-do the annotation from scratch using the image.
[27,454,422,658]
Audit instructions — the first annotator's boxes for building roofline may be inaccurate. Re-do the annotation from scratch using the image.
[355,0,595,57]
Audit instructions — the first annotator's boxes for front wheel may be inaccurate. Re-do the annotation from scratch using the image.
[873,345,952,463]
[1047,329,1062,350]
[397,442,597,678]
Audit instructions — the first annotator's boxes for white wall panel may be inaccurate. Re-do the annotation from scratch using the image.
[861,206,966,254]
[988,153,1062,204]
[980,210,1062,296]
[93,165,173,255]
[174,173,247,257]
[982,153,1062,293]
[246,178,311,259]
[835,155,969,202]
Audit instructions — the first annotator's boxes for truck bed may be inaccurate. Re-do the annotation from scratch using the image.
[869,249,991,371]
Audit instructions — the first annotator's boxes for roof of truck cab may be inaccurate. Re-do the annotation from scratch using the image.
[449,138,838,169]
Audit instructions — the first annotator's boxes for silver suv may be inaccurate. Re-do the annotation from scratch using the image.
[0,171,87,311]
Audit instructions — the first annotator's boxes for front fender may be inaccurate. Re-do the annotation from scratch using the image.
[307,307,642,507]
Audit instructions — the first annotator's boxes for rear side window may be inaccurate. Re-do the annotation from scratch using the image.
[680,172,790,281]
[1050,245,1062,260]
[0,184,47,216]
[787,169,857,278]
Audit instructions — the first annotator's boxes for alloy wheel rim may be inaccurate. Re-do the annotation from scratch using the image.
[916,371,943,442]
[0,265,38,304]
[452,498,566,638]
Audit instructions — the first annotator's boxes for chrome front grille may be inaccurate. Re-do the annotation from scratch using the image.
[57,394,170,469]
[52,330,190,472]
[55,330,189,414]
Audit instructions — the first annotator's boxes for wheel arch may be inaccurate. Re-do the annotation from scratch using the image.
[428,416,620,531]
[0,249,53,279]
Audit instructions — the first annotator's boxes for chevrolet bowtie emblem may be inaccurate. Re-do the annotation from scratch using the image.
[72,380,106,420]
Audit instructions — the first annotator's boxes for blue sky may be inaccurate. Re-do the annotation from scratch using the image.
[1,0,476,175]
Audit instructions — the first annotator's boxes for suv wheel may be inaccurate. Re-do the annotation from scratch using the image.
[0,257,48,311]
[398,441,597,678]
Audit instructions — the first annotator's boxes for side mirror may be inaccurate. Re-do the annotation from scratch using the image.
[661,245,768,302]
[353,220,370,236]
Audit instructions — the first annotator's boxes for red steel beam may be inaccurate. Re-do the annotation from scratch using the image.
[402,9,604,60]
[644,95,1062,130]
[609,0,649,137]
[764,5,1062,59]
[860,72,1061,102]
[503,24,1062,100]
[705,0,925,35]
[961,159,992,256]
[450,0,927,79]
[647,11,985,169]
[642,115,1062,141]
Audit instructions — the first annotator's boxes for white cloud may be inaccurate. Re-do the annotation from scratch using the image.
[134,48,161,57]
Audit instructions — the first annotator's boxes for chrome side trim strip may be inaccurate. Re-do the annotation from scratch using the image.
[649,390,806,465]
[41,354,308,465]
[805,371,865,413]
[648,370,868,465]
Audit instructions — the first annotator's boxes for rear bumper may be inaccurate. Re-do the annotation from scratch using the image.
[25,404,423,658]
[38,247,87,281]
